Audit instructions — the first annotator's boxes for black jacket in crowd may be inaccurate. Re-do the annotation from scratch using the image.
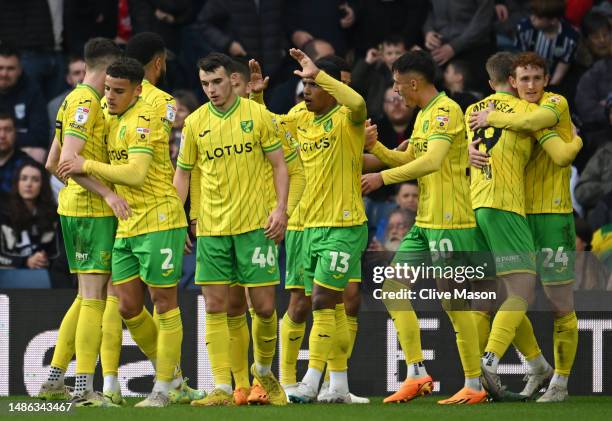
[0,0,54,51]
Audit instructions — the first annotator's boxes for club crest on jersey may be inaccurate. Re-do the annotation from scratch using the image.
[422,120,429,132]
[324,119,333,132]
[74,106,89,124]
[548,96,560,104]
[241,120,253,133]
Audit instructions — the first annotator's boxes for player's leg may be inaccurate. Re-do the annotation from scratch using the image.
[383,226,432,404]
[191,235,234,406]
[291,225,368,404]
[101,281,125,405]
[433,228,487,405]
[227,284,250,405]
[534,213,577,403]
[280,229,310,395]
[235,229,285,405]
[477,209,537,399]
[38,216,84,400]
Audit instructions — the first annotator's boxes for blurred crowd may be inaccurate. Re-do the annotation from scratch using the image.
[0,0,610,289]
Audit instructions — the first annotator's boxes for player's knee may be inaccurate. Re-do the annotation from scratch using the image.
[151,294,177,314]
[343,289,361,317]
[288,299,311,323]
[119,299,141,320]
[253,304,275,319]
[227,301,248,317]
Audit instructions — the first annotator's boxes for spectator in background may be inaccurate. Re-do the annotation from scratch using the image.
[368,208,416,252]
[170,90,199,165]
[351,0,428,57]
[374,181,419,240]
[63,0,119,55]
[197,0,286,83]
[424,0,496,94]
[575,136,612,227]
[515,0,580,87]
[47,56,86,136]
[0,113,34,196]
[0,43,49,162]
[0,1,65,100]
[0,161,59,273]
[443,59,481,111]
[494,0,531,51]
[575,59,612,171]
[287,0,356,57]
[579,11,611,68]
[352,35,407,119]
[574,216,610,290]
[375,87,415,150]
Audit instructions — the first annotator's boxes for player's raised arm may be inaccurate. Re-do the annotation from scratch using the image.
[535,128,583,167]
[290,48,366,124]
[247,59,269,105]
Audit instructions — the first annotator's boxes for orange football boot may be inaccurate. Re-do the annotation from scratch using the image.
[233,387,250,405]
[383,375,434,403]
[247,383,270,405]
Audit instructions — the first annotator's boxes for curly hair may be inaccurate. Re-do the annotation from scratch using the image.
[8,161,57,233]
[512,52,548,75]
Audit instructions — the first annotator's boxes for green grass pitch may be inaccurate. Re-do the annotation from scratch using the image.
[2,396,612,420]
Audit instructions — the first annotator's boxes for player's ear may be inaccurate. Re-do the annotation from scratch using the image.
[543,73,550,87]
[135,83,142,97]
[488,80,495,91]
[509,75,517,89]
[230,72,239,87]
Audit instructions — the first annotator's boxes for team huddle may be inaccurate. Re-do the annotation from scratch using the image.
[38,31,580,407]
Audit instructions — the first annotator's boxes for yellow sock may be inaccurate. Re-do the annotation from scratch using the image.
[472,311,491,355]
[346,315,358,359]
[51,295,82,370]
[75,299,105,374]
[485,296,528,358]
[309,309,335,371]
[446,310,481,378]
[123,307,158,362]
[328,304,349,372]
[228,314,250,389]
[153,306,160,331]
[388,309,423,364]
[156,308,183,382]
[253,311,277,367]
[101,296,122,376]
[553,312,578,376]
[280,312,306,385]
[512,315,542,360]
[206,312,232,386]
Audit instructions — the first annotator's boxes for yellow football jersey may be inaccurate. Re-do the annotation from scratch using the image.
[406,92,474,229]
[467,92,535,216]
[140,79,176,134]
[106,98,186,237]
[283,102,367,228]
[178,96,282,236]
[525,92,573,214]
[56,84,114,217]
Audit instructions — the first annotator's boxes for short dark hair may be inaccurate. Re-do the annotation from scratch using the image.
[392,50,436,83]
[0,111,16,126]
[198,53,234,75]
[126,32,166,66]
[486,52,516,84]
[0,41,20,59]
[396,180,418,193]
[582,11,611,38]
[314,57,341,81]
[231,57,250,81]
[106,57,144,84]
[84,37,121,70]
[529,0,565,19]
[382,34,406,48]
[319,54,350,73]
[512,52,548,75]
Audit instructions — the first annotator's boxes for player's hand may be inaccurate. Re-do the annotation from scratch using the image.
[469,102,495,131]
[339,3,355,29]
[431,44,454,66]
[364,119,378,151]
[190,219,197,237]
[365,48,382,65]
[468,138,489,169]
[425,31,443,50]
[229,41,247,56]
[57,153,86,179]
[184,233,193,254]
[290,48,320,79]
[265,207,288,243]
[361,173,384,194]
[495,4,509,22]
[396,139,410,151]
[27,251,48,269]
[104,192,132,220]
[248,59,270,94]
